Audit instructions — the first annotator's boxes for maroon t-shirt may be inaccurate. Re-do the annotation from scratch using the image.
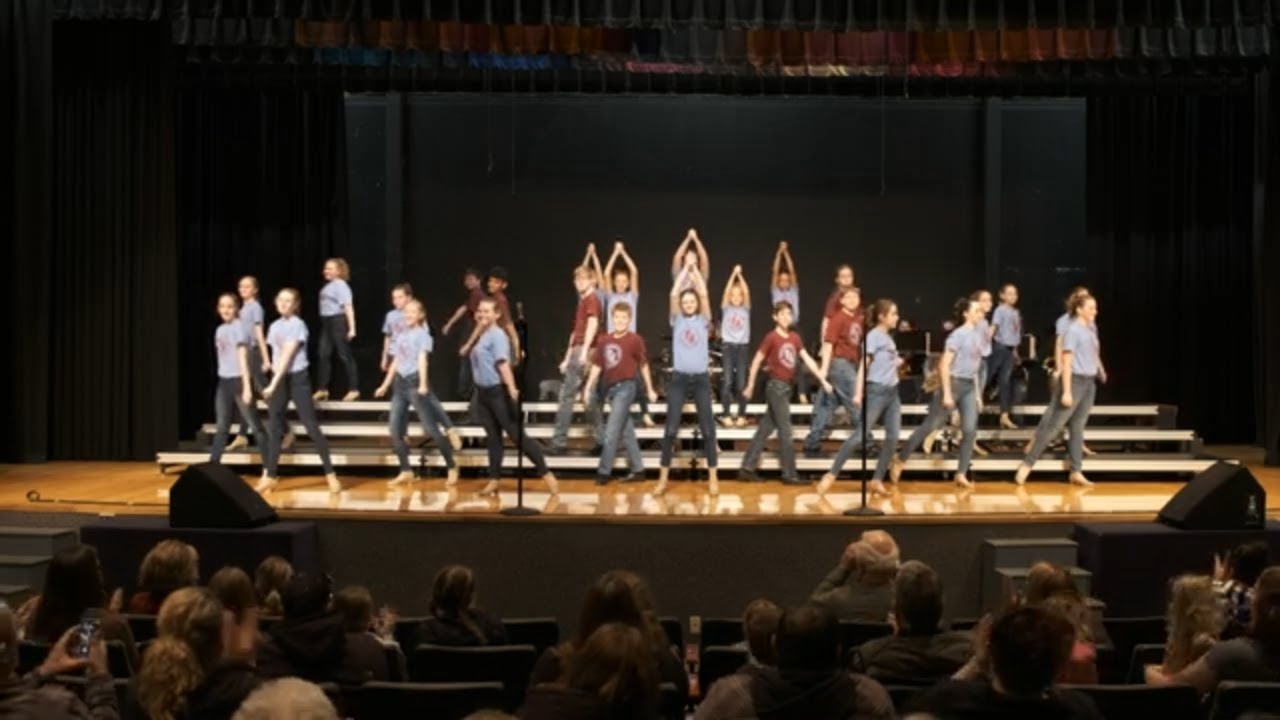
[593,332,648,387]
[465,286,486,314]
[489,290,511,322]
[826,308,866,362]
[824,289,845,319]
[757,330,804,384]
[571,292,603,347]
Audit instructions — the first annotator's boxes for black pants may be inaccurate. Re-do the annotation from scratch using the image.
[265,370,335,476]
[474,385,549,480]
[211,377,263,463]
[316,314,359,392]
[660,371,718,468]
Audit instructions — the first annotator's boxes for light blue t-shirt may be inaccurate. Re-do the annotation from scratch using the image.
[977,318,993,358]
[721,304,750,345]
[607,290,639,333]
[268,316,309,374]
[1055,312,1072,337]
[771,286,800,324]
[470,326,510,388]
[382,308,407,342]
[992,304,1021,347]
[1063,321,1101,377]
[865,328,900,387]
[945,324,985,380]
[239,299,264,348]
[319,279,352,317]
[393,326,432,378]
[215,322,249,379]
[671,313,710,374]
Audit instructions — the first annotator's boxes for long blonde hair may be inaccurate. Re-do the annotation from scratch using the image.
[1163,575,1222,673]
[136,587,226,720]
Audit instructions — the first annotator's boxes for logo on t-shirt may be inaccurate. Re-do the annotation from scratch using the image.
[729,314,745,332]
[778,343,797,369]
[604,343,623,369]
[848,322,862,345]
[682,327,700,347]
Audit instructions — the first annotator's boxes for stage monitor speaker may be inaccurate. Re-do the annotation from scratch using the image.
[170,463,278,529]
[1157,461,1265,531]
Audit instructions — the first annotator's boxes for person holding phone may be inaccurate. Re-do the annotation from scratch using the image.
[1,606,117,716]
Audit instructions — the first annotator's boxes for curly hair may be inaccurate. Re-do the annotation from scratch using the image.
[1162,575,1222,674]
[135,587,225,720]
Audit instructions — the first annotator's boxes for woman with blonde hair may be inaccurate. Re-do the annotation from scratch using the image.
[130,587,260,720]
[314,257,359,402]
[1152,575,1222,678]
[129,539,201,615]
[254,556,293,617]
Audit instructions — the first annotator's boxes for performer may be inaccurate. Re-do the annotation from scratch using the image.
[654,260,719,497]
[314,258,359,401]
[209,294,264,463]
[739,301,829,484]
[817,299,903,496]
[603,240,653,427]
[581,242,607,308]
[719,265,751,428]
[971,289,995,458]
[988,283,1023,429]
[374,299,459,488]
[820,264,857,339]
[441,267,485,400]
[1025,286,1093,455]
[670,228,710,292]
[382,284,462,452]
[468,298,558,497]
[226,275,271,451]
[258,288,340,494]
[890,297,986,488]
[550,264,603,454]
[1015,293,1103,487]
[581,302,657,485]
[770,242,800,327]
[460,267,521,370]
[803,287,865,457]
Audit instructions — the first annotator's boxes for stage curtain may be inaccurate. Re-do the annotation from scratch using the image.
[1086,92,1257,444]
[1257,66,1280,464]
[1,0,53,462]
[174,87,350,437]
[49,21,179,460]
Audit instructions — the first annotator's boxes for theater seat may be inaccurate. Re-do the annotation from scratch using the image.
[1061,683,1201,720]
[501,617,559,655]
[408,644,537,711]
[1126,643,1166,684]
[393,616,428,651]
[698,645,750,698]
[1100,616,1165,683]
[17,642,50,674]
[123,614,157,643]
[1208,681,1280,720]
[350,681,504,720]
[659,616,683,650]
[698,617,745,652]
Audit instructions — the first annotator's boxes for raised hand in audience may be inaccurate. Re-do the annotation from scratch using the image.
[39,625,107,677]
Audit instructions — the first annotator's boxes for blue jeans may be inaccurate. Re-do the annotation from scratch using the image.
[1024,375,1097,472]
[829,382,901,481]
[211,377,264,463]
[389,373,456,471]
[265,370,334,476]
[987,344,1018,414]
[741,379,796,479]
[898,377,979,475]
[805,358,861,452]
[720,343,749,417]
[551,349,587,450]
[660,371,718,468]
[597,381,644,478]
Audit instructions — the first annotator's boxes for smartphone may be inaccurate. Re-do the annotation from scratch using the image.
[71,617,101,659]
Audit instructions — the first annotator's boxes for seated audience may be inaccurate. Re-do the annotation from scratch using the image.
[1038,593,1098,685]
[736,598,782,667]
[1148,574,1222,679]
[852,560,972,684]
[230,678,339,720]
[909,606,1103,720]
[20,544,139,670]
[1215,541,1270,634]
[413,565,507,647]
[695,604,893,720]
[523,623,661,720]
[331,585,395,681]
[1021,561,1105,680]
[0,604,119,719]
[130,587,260,720]
[1022,561,1079,605]
[129,540,200,615]
[254,557,293,618]
[208,567,258,625]
[809,530,900,622]
[256,573,384,685]
[1147,566,1280,690]
[529,571,688,706]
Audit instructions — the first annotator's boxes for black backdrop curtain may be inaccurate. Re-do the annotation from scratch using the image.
[175,87,350,437]
[1259,65,1280,463]
[48,21,179,459]
[1086,92,1257,444]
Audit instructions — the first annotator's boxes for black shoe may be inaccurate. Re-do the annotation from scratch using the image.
[595,475,612,486]
[621,472,644,483]
[548,444,568,456]
[781,475,808,486]
[739,469,760,482]
[589,444,604,455]
[803,447,824,459]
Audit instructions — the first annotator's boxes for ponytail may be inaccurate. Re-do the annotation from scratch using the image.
[136,637,207,720]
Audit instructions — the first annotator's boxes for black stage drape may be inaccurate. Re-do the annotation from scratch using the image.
[175,87,350,437]
[49,21,179,459]
[1086,92,1257,444]
[1258,65,1280,464]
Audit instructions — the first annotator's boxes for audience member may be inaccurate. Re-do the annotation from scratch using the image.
[852,561,972,684]
[1150,575,1222,678]
[529,571,688,706]
[129,540,200,615]
[1022,562,1078,606]
[21,544,138,670]
[1215,542,1270,634]
[524,623,661,720]
[0,604,119,719]
[1022,561,1109,664]
[208,567,258,625]
[809,530,900,622]
[331,585,394,681]
[254,557,293,618]
[413,565,507,647]
[1147,566,1280,691]
[256,573,384,685]
[910,606,1102,719]
[695,604,893,720]
[230,678,339,720]
[130,587,260,720]
[738,598,782,667]
[1038,594,1098,684]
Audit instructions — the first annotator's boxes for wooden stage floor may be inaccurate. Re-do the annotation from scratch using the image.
[2,449,1277,525]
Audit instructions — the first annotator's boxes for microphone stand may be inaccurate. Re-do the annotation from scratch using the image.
[846,317,884,517]
[503,304,539,516]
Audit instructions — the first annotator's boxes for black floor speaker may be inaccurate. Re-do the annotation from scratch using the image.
[1157,461,1265,530]
[170,462,278,529]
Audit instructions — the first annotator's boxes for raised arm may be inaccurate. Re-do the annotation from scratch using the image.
[720,268,736,308]
[619,242,639,294]
[781,242,797,284]
[691,268,712,320]
[442,303,469,336]
[671,233,694,276]
[771,242,787,288]
[669,266,689,317]
[689,229,710,278]
[603,243,621,287]
[582,243,603,280]
[738,266,751,308]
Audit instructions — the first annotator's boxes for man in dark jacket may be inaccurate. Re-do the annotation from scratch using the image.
[256,574,383,685]
[0,607,119,719]
[852,560,973,684]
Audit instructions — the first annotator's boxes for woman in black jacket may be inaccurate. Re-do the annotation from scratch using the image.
[413,565,507,648]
